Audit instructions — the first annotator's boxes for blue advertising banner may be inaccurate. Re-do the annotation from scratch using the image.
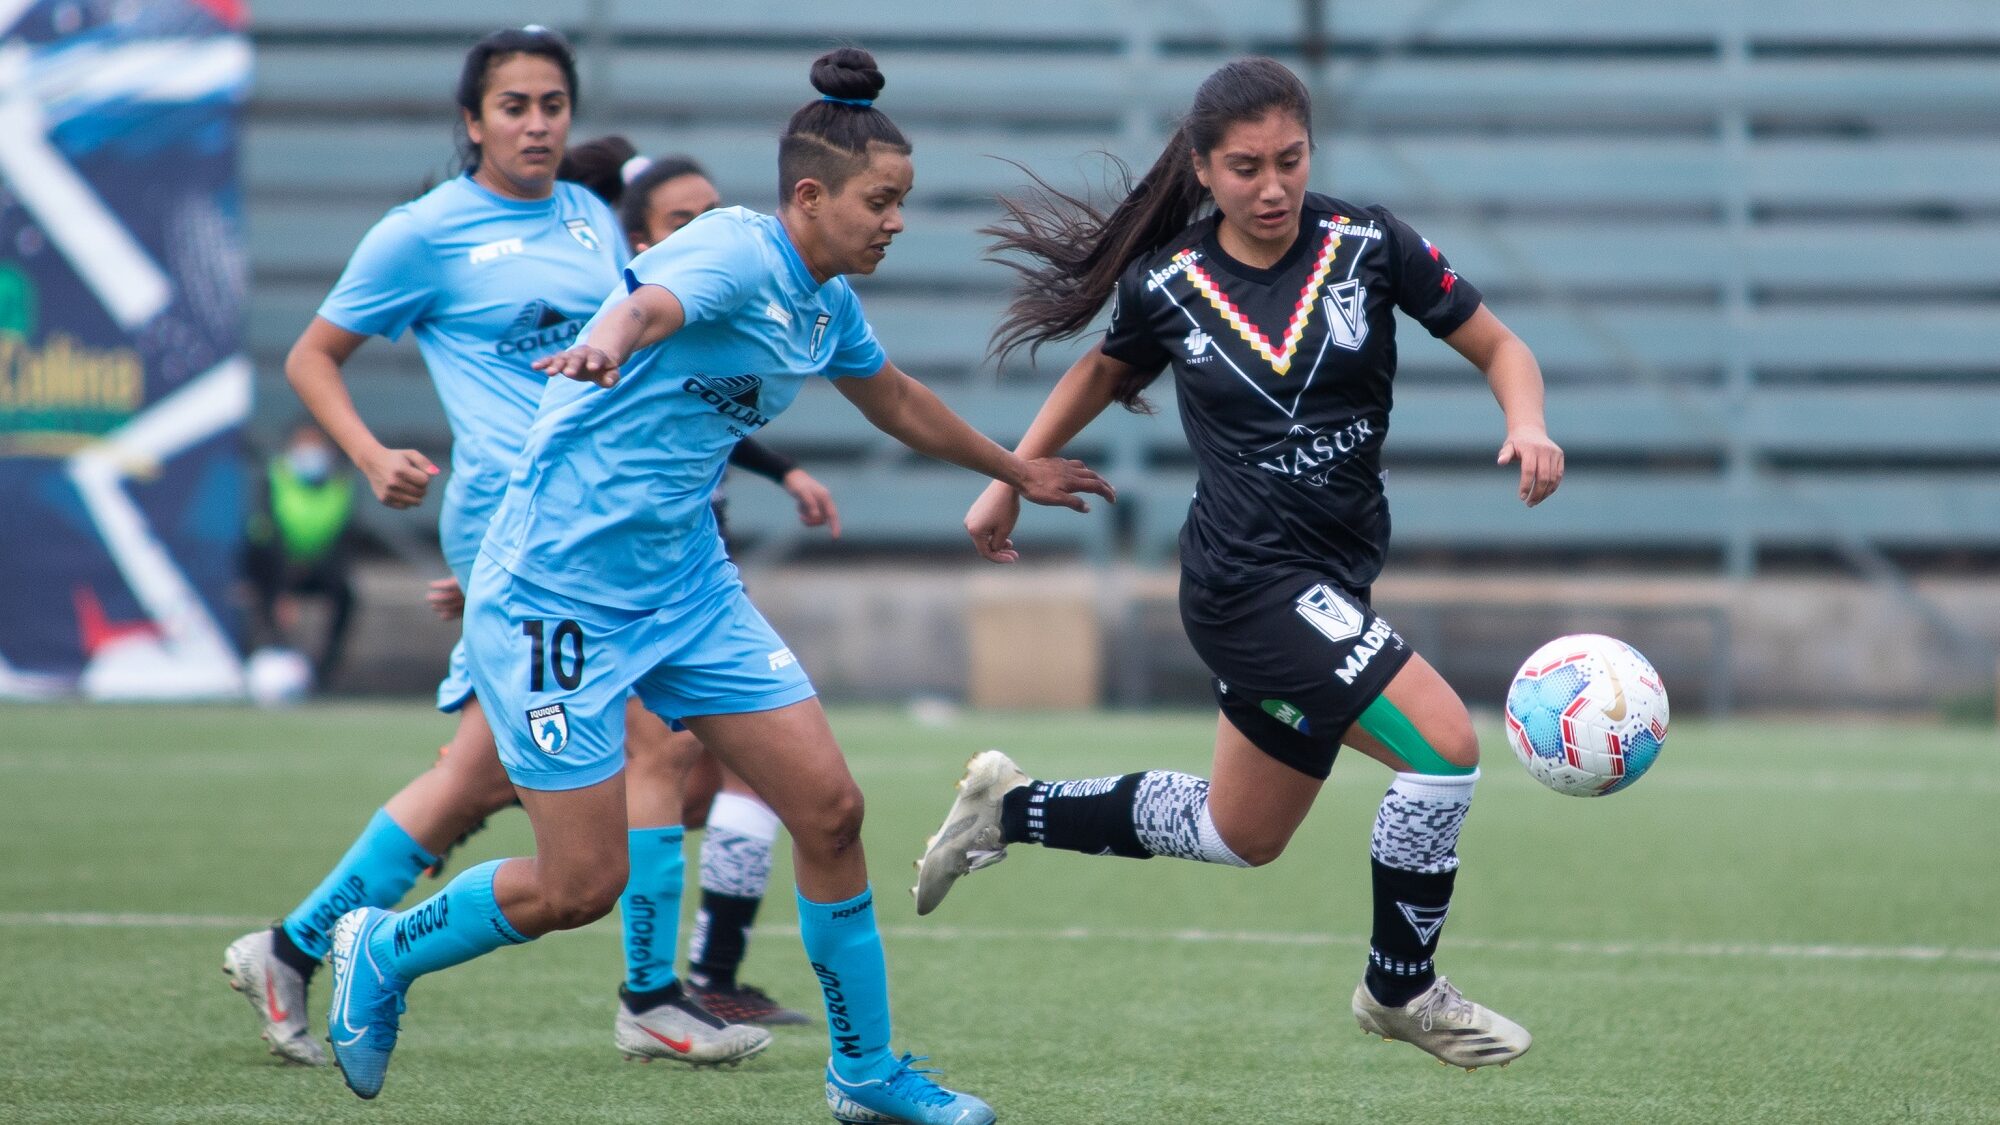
[0,0,251,698]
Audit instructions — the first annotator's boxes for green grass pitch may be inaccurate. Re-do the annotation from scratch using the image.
[2,702,1996,1123]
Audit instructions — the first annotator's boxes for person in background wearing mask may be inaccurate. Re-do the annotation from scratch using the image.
[243,420,358,689]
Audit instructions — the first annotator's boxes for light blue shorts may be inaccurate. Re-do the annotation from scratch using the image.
[437,637,475,713]
[463,551,816,791]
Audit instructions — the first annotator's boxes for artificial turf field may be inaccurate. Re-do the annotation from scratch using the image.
[2,702,1996,1124]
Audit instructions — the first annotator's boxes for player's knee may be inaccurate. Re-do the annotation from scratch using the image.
[1426,718,1480,770]
[1217,824,1288,868]
[541,864,626,930]
[792,782,865,858]
[1208,806,1290,867]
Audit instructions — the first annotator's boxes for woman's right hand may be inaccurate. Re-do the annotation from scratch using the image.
[533,345,621,388]
[360,446,439,508]
[965,478,1024,563]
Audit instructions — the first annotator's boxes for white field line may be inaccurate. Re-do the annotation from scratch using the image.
[5,912,1996,965]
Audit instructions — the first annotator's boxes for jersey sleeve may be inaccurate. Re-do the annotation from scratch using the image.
[820,283,887,379]
[316,209,441,342]
[1099,258,1172,374]
[622,212,754,325]
[1374,206,1483,339]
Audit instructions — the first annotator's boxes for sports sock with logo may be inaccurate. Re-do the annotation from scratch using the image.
[622,826,685,993]
[796,886,894,1081]
[281,807,438,960]
[367,858,530,982]
[688,793,779,989]
[1365,770,1477,1007]
[1000,771,1250,865]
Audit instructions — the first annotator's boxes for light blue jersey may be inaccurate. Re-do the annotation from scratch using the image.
[484,206,885,610]
[317,174,628,581]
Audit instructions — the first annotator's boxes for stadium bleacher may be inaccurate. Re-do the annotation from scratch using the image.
[242,0,2000,574]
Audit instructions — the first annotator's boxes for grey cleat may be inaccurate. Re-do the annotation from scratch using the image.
[222,928,326,1066]
[614,982,773,1066]
[1352,976,1532,1070]
[912,750,1031,916]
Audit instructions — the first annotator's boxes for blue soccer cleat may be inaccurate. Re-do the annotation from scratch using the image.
[326,907,409,1099]
[825,1054,996,1125]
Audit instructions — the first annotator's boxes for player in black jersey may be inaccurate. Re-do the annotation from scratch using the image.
[914,57,1561,1072]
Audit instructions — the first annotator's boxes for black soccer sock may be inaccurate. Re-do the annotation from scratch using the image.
[687,890,761,990]
[1366,860,1457,1006]
[1364,771,1477,1008]
[999,771,1250,865]
[269,923,320,979]
[620,978,719,1022]
[1000,774,1149,857]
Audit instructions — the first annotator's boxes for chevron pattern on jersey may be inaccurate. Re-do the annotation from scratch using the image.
[1180,226,1343,375]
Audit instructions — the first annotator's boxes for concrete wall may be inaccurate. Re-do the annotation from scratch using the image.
[329,563,2000,718]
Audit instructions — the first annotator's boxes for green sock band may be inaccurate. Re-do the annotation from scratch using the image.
[1357,695,1476,776]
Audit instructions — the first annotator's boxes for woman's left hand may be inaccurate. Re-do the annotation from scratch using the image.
[1016,456,1116,512]
[1498,428,1564,507]
[425,576,465,620]
[781,468,841,537]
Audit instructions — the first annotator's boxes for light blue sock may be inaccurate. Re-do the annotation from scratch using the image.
[622,826,685,993]
[281,808,438,959]
[797,885,895,1080]
[367,859,530,982]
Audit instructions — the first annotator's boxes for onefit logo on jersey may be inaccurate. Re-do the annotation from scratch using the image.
[1321,279,1369,352]
[527,703,569,755]
[564,218,601,252]
[1295,584,1364,644]
[682,373,771,429]
[1184,327,1214,363]
[497,301,582,356]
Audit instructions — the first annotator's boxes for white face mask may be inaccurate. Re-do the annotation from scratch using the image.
[287,444,334,485]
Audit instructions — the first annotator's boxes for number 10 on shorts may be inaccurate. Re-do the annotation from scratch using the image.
[523,619,586,691]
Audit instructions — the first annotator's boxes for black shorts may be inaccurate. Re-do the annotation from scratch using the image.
[1179,568,1412,780]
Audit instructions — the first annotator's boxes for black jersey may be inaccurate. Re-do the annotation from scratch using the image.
[1100,193,1482,590]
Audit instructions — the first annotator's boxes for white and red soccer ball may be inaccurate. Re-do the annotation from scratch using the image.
[1504,634,1669,797]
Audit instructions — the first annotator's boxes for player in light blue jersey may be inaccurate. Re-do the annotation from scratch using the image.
[224,28,764,1072]
[323,49,1113,1122]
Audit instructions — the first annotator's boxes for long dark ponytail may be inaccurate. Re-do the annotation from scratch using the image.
[985,57,1312,409]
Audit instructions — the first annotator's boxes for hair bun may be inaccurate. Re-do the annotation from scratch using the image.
[809,47,885,103]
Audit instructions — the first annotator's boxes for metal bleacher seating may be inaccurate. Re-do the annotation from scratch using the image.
[244,0,2000,572]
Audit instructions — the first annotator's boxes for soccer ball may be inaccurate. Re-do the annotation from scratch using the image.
[1503,634,1668,796]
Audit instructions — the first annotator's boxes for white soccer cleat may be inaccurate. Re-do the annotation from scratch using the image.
[222,928,326,1066]
[912,750,1031,916]
[1352,976,1532,1070]
[614,983,773,1066]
